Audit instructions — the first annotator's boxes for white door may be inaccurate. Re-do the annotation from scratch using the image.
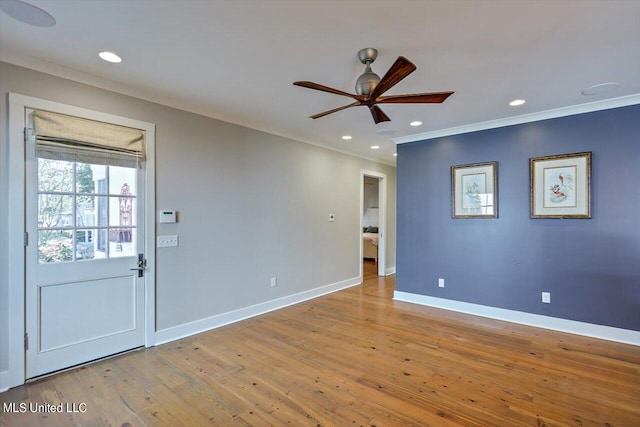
[25,110,146,378]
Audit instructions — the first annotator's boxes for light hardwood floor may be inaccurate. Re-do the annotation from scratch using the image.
[1,261,639,426]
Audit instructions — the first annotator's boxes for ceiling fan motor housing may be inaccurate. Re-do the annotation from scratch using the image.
[356,64,381,96]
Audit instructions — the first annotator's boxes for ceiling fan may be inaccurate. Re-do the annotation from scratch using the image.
[294,48,454,124]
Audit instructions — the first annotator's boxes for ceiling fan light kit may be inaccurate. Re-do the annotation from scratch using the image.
[294,48,454,124]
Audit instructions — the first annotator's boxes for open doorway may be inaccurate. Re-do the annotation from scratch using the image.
[360,170,387,278]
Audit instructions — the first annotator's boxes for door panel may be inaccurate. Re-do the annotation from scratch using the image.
[39,276,138,351]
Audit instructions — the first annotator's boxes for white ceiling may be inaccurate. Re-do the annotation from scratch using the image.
[1,0,639,165]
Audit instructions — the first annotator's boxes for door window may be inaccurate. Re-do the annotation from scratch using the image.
[37,159,137,263]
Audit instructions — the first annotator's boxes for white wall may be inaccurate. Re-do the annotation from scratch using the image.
[0,61,396,385]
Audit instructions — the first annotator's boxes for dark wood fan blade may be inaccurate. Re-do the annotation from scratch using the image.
[376,91,454,104]
[369,105,390,124]
[294,81,364,100]
[368,56,416,101]
[310,102,361,119]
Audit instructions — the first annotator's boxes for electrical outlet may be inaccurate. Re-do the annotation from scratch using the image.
[270,277,277,288]
[438,278,445,288]
[542,292,551,303]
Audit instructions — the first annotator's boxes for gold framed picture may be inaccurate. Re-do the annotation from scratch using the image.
[530,151,591,219]
[451,161,498,218]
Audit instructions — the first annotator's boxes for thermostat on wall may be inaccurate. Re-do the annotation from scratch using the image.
[159,210,176,223]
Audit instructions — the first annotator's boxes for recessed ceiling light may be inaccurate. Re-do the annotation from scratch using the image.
[99,51,122,63]
[409,121,422,127]
[509,99,526,107]
[371,145,380,150]
[0,0,56,27]
[341,135,352,140]
[393,153,398,157]
[581,82,620,96]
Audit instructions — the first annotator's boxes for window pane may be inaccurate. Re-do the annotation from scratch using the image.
[109,228,136,258]
[38,194,74,228]
[76,163,105,194]
[75,229,95,260]
[109,166,136,196]
[38,159,74,193]
[39,230,73,263]
[109,196,135,227]
[76,195,94,227]
[76,196,108,227]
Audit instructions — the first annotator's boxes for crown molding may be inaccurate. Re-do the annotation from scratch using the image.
[393,94,640,144]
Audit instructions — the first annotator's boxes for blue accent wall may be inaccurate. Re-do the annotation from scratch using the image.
[396,105,640,331]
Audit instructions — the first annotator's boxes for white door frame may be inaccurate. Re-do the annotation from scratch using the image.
[360,169,387,278]
[4,93,156,389]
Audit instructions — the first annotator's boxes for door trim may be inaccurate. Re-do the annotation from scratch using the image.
[4,93,156,389]
[360,169,387,278]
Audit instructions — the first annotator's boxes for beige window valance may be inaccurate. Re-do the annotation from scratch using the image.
[33,110,146,168]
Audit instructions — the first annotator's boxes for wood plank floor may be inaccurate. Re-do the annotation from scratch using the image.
[2,261,639,426]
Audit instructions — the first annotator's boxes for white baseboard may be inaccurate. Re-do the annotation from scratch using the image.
[394,291,640,346]
[385,266,396,276]
[155,276,362,345]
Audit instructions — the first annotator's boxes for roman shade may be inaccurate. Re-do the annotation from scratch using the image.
[33,110,146,168]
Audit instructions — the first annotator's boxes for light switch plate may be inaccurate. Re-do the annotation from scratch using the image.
[158,235,178,247]
[329,213,335,222]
